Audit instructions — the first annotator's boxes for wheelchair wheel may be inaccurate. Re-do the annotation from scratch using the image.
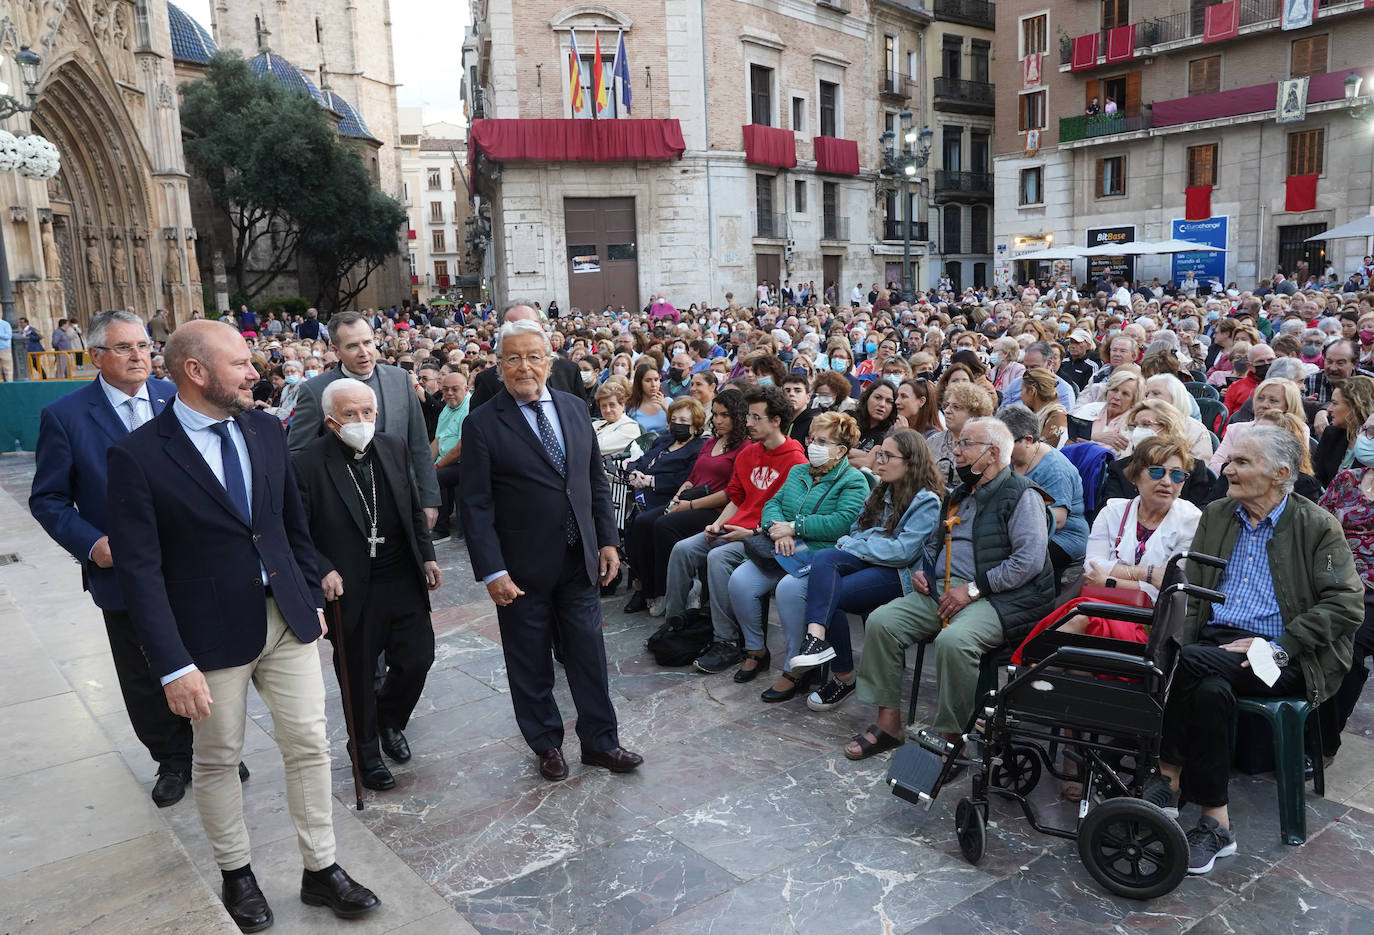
[1077,798,1188,899]
[955,797,986,865]
[990,744,1042,797]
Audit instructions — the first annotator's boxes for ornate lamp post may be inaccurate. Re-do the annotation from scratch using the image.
[880,109,932,302]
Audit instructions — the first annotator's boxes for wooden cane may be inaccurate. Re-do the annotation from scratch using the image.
[328,601,365,811]
[941,515,962,628]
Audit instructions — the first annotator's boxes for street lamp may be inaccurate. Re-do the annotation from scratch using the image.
[880,109,933,302]
[0,47,42,120]
[1345,71,1370,121]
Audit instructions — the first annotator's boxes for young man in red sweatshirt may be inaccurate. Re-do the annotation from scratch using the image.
[661,385,807,672]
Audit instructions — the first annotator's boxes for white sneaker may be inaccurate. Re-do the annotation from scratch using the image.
[647,597,666,617]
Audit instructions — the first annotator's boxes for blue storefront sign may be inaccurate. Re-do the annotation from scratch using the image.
[1171,217,1228,284]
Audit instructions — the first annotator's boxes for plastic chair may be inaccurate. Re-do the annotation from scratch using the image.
[1196,398,1229,437]
[1185,382,1219,401]
[1234,696,1324,845]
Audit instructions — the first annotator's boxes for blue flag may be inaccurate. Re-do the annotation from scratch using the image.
[612,32,631,114]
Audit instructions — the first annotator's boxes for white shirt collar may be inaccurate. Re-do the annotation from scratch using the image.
[98,374,150,409]
[172,396,227,433]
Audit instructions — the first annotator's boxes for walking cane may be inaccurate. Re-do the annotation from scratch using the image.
[328,601,365,811]
[940,515,962,628]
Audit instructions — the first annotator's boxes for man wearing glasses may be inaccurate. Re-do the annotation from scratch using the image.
[30,310,246,806]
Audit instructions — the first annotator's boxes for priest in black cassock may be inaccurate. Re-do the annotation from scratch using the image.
[293,378,442,791]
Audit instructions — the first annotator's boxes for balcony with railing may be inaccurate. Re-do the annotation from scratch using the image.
[934,170,993,200]
[755,211,788,239]
[821,215,850,241]
[884,218,930,242]
[1058,111,1154,143]
[879,70,908,98]
[932,76,995,115]
[933,0,995,29]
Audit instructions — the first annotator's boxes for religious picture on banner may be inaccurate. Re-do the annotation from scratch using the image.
[1023,53,1042,88]
[571,253,601,274]
[1282,0,1314,29]
[1024,128,1041,156]
[1276,77,1309,124]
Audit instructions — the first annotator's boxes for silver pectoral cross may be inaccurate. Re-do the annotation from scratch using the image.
[367,525,386,558]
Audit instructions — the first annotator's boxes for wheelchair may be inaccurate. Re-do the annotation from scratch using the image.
[886,550,1228,899]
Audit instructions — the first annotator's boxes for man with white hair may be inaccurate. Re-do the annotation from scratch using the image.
[844,417,1056,760]
[292,378,441,792]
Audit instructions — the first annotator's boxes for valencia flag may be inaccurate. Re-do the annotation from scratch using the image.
[568,31,585,114]
[592,31,609,116]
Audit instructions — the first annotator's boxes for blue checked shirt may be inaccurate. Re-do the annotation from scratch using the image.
[1207,496,1288,639]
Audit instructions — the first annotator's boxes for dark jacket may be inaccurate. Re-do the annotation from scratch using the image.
[626,434,705,510]
[1184,494,1363,705]
[1314,425,1351,488]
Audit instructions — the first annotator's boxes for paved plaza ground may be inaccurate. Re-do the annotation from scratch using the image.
[1,449,1373,934]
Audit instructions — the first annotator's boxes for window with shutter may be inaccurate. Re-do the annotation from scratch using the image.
[1021,15,1048,58]
[1019,90,1046,131]
[1096,156,1125,197]
[1188,57,1221,96]
[1187,144,1218,188]
[1101,0,1129,29]
[1124,72,1142,117]
[1287,129,1324,177]
[1290,36,1328,79]
[1084,79,1100,111]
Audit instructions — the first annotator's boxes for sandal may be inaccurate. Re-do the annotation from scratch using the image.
[845,723,906,761]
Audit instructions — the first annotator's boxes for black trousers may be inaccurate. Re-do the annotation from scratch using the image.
[434,464,463,537]
[625,506,718,598]
[328,568,435,768]
[1323,592,1374,753]
[101,608,193,775]
[497,545,618,754]
[1160,626,1306,807]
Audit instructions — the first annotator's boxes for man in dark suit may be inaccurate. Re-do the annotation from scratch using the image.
[287,311,440,537]
[293,378,441,792]
[468,303,588,409]
[460,318,643,782]
[107,321,379,931]
[30,309,218,808]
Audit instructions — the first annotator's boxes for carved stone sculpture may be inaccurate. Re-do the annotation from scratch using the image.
[86,237,104,284]
[134,234,151,282]
[110,236,128,284]
[165,237,182,284]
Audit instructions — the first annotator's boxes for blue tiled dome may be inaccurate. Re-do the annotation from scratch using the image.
[247,50,326,106]
[322,88,378,142]
[167,2,217,65]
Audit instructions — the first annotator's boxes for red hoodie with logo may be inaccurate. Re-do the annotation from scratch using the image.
[725,438,807,531]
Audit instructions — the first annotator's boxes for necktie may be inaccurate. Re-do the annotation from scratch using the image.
[209,421,251,524]
[123,397,148,431]
[527,401,577,544]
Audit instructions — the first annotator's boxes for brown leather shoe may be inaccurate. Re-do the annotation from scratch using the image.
[222,872,273,932]
[299,865,380,919]
[538,747,569,781]
[580,746,644,773]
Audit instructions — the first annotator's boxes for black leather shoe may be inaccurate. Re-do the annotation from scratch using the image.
[238,761,250,782]
[580,746,644,773]
[733,649,771,683]
[151,770,190,808]
[300,865,380,919]
[360,762,395,791]
[379,727,411,762]
[539,748,569,781]
[623,590,648,613]
[223,872,273,932]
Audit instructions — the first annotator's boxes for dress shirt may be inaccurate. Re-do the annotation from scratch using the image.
[483,387,569,586]
[99,374,152,431]
[1208,496,1288,638]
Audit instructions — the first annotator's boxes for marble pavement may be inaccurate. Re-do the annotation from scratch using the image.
[1,450,1373,934]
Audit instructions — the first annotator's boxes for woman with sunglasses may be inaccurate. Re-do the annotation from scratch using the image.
[1098,399,1215,511]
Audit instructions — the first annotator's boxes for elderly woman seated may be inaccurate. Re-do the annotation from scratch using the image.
[1099,399,1214,510]
[1145,426,1362,876]
[592,381,642,457]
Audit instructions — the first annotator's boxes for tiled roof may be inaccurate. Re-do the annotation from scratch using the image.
[322,88,379,142]
[167,2,217,65]
[248,50,326,106]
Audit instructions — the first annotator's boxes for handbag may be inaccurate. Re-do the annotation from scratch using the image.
[742,533,783,575]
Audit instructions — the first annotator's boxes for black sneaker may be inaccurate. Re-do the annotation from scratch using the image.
[694,640,743,674]
[1141,774,1180,818]
[1186,816,1237,874]
[789,634,837,675]
[807,676,856,712]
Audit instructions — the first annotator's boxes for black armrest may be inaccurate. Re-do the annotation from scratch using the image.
[1042,646,1160,678]
[1075,602,1154,625]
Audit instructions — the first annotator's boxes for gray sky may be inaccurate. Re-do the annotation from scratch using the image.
[180,0,469,125]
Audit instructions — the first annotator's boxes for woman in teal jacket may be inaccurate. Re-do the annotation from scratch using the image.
[727,412,871,694]
[775,429,945,710]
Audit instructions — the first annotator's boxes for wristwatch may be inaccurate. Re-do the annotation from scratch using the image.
[966,582,981,600]
[1270,641,1290,668]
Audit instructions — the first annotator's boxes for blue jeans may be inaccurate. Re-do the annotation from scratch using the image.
[774,548,903,673]
[727,558,785,651]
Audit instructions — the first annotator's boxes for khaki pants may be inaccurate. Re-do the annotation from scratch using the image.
[193,601,335,872]
[0,351,12,382]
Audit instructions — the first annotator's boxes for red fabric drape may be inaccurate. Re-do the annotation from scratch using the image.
[743,124,798,168]
[1071,33,1099,71]
[1105,25,1135,63]
[1185,186,1213,221]
[1285,174,1319,212]
[1153,67,1362,127]
[1204,0,1240,42]
[813,136,860,175]
[467,118,686,165]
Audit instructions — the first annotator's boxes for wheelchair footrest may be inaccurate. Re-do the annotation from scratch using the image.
[888,745,946,808]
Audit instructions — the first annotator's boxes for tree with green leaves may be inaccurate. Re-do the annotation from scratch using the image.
[179,52,403,309]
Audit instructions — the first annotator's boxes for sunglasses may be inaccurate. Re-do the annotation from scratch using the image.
[1145,465,1190,484]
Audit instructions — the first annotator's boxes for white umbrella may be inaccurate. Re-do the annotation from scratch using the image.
[1306,216,1374,241]
[1015,246,1088,260]
[1139,238,1228,254]
[1083,241,1145,256]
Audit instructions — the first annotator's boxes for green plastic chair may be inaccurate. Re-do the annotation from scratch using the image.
[1234,696,1324,845]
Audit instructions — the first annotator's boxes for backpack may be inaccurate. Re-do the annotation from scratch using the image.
[646,608,713,667]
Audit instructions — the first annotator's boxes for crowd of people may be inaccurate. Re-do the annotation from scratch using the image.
[25,263,1374,925]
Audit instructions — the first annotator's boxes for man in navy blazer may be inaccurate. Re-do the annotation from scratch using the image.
[460,314,642,782]
[29,309,200,808]
[107,321,378,931]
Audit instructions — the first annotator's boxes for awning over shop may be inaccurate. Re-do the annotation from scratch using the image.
[467,118,687,165]
[813,136,860,175]
[743,124,797,168]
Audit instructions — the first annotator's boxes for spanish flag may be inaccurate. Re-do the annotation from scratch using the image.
[592,30,609,115]
[568,31,585,114]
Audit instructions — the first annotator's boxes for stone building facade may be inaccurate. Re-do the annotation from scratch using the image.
[992,0,1374,289]
[462,0,948,311]
[398,111,479,305]
[0,0,205,335]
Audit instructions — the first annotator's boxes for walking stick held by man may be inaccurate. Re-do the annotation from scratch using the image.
[941,515,961,628]
[329,600,365,811]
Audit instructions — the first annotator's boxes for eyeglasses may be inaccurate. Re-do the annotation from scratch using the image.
[952,439,993,451]
[1145,465,1191,484]
[501,353,549,367]
[95,342,153,358]
[805,435,841,448]
[873,450,907,464]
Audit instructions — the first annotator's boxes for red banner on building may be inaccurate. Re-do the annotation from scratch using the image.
[1071,33,1099,71]
[1105,25,1135,63]
[1204,0,1240,41]
[1185,186,1213,221]
[1285,174,1318,212]
[813,136,860,175]
[743,124,798,169]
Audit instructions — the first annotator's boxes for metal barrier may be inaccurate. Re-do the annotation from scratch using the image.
[27,350,84,381]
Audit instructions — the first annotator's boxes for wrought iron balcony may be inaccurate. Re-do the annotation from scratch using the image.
[933,0,995,29]
[755,211,787,239]
[821,215,850,241]
[932,77,995,115]
[934,170,993,200]
[879,70,908,98]
[883,218,929,241]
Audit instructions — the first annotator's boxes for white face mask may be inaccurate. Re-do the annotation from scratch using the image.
[336,420,376,452]
[581,370,597,385]
[807,442,838,467]
[813,394,835,410]
[1130,426,1156,446]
